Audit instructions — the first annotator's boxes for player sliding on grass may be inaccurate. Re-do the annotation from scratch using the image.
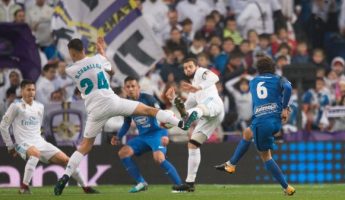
[166,58,225,192]
[111,76,189,193]
[0,80,98,194]
[215,56,295,196]
[54,37,193,195]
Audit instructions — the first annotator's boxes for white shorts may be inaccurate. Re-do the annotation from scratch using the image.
[192,108,224,138]
[15,140,60,163]
[84,94,139,138]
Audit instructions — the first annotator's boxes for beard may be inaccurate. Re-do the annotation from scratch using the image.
[186,71,196,79]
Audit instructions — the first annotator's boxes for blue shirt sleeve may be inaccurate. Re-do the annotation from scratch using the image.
[117,117,132,139]
[280,77,292,109]
[143,93,160,108]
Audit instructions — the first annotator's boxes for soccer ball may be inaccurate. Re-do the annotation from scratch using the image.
[159,110,175,129]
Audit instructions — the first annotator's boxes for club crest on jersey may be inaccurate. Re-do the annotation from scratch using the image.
[202,71,208,80]
[21,103,26,109]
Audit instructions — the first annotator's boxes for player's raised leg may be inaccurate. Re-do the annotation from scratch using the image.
[118,145,148,193]
[19,146,40,194]
[215,127,253,174]
[49,151,99,194]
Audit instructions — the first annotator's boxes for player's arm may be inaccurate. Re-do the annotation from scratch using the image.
[281,77,292,123]
[111,117,132,146]
[96,37,115,76]
[198,70,219,90]
[0,104,18,154]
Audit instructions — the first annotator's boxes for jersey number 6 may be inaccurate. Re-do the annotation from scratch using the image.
[80,72,109,95]
[257,81,268,99]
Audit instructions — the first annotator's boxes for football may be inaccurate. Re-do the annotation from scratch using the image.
[159,110,176,129]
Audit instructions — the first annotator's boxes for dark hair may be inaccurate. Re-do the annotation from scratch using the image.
[257,56,275,74]
[278,42,291,53]
[205,14,214,21]
[68,38,84,51]
[20,79,35,88]
[124,76,139,84]
[225,16,236,23]
[181,18,193,26]
[241,39,249,45]
[223,37,234,43]
[316,77,325,82]
[230,50,244,59]
[43,63,57,72]
[14,9,24,17]
[259,33,270,40]
[182,57,198,66]
[6,86,17,98]
[276,55,287,61]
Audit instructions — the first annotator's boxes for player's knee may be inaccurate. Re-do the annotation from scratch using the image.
[118,146,133,159]
[28,147,41,158]
[259,151,272,162]
[153,153,165,164]
[161,136,169,147]
[243,128,253,141]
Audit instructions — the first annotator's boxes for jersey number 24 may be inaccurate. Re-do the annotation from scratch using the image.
[80,72,109,95]
[256,82,268,99]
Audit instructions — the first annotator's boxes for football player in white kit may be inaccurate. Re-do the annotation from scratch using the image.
[54,38,188,195]
[166,58,225,192]
[0,80,98,194]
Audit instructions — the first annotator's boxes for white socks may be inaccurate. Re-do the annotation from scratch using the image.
[156,110,180,126]
[23,156,39,185]
[186,148,201,183]
[65,151,84,177]
[71,168,86,187]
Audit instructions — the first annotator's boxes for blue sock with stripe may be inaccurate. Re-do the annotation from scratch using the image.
[121,157,145,183]
[229,139,251,165]
[160,160,182,185]
[264,159,288,189]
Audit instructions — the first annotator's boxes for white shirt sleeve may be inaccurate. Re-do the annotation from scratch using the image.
[98,54,112,71]
[198,70,219,90]
[0,103,18,148]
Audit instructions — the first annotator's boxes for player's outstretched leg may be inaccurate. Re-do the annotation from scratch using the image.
[215,127,252,174]
[19,147,40,194]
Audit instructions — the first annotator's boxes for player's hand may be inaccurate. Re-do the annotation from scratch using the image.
[180,81,200,93]
[281,108,290,124]
[165,87,176,101]
[8,148,17,158]
[111,136,121,146]
[96,36,106,56]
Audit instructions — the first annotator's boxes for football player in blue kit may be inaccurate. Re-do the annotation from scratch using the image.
[111,76,189,193]
[215,56,295,195]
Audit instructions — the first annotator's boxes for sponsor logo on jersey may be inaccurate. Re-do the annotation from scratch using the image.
[21,116,39,126]
[254,103,278,116]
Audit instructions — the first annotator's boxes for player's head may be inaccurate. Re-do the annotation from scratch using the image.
[182,57,199,78]
[20,79,36,104]
[256,56,275,75]
[124,76,140,100]
[68,38,85,62]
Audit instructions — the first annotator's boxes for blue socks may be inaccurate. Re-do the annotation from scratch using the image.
[121,157,145,183]
[230,139,251,165]
[264,159,288,189]
[160,160,182,185]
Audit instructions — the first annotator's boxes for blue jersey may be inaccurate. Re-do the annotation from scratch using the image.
[117,93,167,139]
[249,73,292,124]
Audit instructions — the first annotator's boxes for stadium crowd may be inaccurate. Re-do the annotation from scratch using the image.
[1,0,345,143]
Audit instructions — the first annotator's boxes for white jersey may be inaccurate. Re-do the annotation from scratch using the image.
[190,67,222,105]
[66,54,113,109]
[0,99,44,147]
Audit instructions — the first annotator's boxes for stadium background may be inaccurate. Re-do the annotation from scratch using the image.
[1,0,345,188]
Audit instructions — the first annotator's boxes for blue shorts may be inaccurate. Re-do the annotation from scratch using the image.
[127,130,167,156]
[251,119,281,151]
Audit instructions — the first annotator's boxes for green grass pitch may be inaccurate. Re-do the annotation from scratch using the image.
[1,184,345,200]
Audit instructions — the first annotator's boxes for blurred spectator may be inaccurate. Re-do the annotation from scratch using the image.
[330,57,345,81]
[159,49,185,83]
[139,68,165,102]
[237,0,274,36]
[223,17,243,45]
[188,33,205,58]
[224,75,253,131]
[71,87,82,102]
[253,33,272,58]
[302,77,331,130]
[197,14,222,42]
[26,0,55,57]
[275,42,291,63]
[214,37,235,73]
[339,0,345,36]
[271,26,297,55]
[247,29,259,50]
[0,0,21,22]
[204,0,226,16]
[222,51,245,81]
[181,18,193,44]
[239,40,254,68]
[161,10,182,42]
[197,53,219,75]
[142,0,169,45]
[275,55,288,76]
[310,48,328,69]
[55,61,75,101]
[0,86,17,120]
[36,63,57,105]
[292,41,309,64]
[176,0,212,32]
[165,27,189,55]
[50,88,64,103]
[226,0,250,17]
[0,69,21,100]
[13,9,25,23]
